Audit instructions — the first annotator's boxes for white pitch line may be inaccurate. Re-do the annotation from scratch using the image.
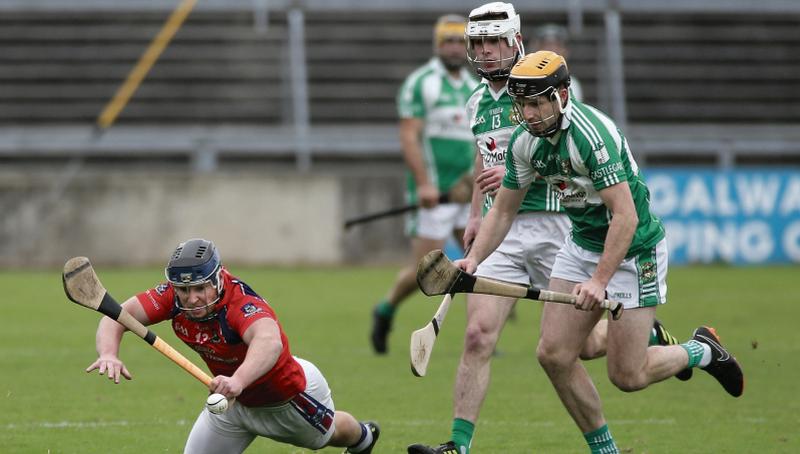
[3,419,190,430]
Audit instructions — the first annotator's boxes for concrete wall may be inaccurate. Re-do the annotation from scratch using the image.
[0,167,410,268]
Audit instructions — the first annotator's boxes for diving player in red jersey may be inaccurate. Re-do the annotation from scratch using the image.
[86,238,379,454]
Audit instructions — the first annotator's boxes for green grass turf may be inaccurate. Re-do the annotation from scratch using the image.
[1,265,798,453]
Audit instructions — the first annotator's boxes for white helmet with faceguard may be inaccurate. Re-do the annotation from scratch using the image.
[466,2,524,81]
[507,50,571,137]
[165,238,224,321]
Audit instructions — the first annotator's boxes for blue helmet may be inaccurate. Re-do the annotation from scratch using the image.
[165,238,221,288]
[165,239,224,320]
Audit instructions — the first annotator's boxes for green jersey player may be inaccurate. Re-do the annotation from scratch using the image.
[456,50,744,453]
[409,4,605,454]
[371,14,478,355]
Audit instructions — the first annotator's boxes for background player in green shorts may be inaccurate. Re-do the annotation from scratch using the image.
[371,14,479,354]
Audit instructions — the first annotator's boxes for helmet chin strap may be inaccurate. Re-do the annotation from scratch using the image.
[546,89,569,136]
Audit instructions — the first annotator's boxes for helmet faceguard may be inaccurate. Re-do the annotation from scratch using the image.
[466,2,524,81]
[507,51,571,137]
[165,238,224,321]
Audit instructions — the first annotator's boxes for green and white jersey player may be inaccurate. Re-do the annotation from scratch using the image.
[456,50,744,454]
[408,4,604,454]
[370,15,478,356]
[396,23,478,239]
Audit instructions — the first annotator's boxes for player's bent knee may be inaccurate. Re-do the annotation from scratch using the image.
[608,370,648,392]
[536,342,574,371]
[578,341,604,360]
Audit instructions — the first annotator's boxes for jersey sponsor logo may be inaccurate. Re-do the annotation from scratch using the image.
[173,320,190,337]
[484,149,504,167]
[145,291,160,311]
[591,162,623,180]
[241,302,264,318]
[532,159,547,169]
[191,344,239,364]
[550,179,587,206]
[486,137,497,151]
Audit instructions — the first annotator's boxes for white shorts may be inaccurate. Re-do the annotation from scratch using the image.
[475,212,570,290]
[406,203,470,240]
[550,237,669,310]
[183,357,335,454]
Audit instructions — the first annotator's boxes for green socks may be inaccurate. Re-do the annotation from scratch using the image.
[375,299,395,319]
[648,328,658,346]
[451,418,474,454]
[584,424,619,454]
[680,339,707,368]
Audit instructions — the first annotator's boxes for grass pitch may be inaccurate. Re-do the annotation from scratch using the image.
[1,264,798,453]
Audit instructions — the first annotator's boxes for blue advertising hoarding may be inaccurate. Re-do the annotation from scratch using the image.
[645,168,800,265]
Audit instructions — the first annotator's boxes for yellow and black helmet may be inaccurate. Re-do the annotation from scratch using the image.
[433,14,467,48]
[507,50,570,99]
[507,51,571,137]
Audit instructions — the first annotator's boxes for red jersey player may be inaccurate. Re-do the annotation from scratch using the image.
[86,238,379,454]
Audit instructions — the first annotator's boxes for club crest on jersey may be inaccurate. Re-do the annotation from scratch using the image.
[559,158,572,175]
[154,283,169,296]
[241,302,263,318]
[508,110,518,124]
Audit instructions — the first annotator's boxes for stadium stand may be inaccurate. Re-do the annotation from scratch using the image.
[1,1,798,266]
[1,9,798,126]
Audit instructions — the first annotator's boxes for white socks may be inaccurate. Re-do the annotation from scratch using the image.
[348,423,374,453]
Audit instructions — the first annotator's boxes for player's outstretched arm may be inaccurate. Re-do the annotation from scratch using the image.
[86,296,150,384]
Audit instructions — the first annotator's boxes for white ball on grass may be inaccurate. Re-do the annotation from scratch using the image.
[206,393,228,415]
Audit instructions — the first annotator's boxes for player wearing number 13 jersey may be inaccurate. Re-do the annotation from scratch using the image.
[87,239,380,454]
